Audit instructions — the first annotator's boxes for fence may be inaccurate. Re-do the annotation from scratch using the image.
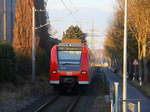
[103,71,142,112]
[111,82,142,112]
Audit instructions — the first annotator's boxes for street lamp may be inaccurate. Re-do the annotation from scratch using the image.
[122,0,128,112]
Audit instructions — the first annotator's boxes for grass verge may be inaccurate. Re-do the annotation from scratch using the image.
[0,74,51,109]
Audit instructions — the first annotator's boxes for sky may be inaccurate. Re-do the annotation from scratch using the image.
[46,0,116,49]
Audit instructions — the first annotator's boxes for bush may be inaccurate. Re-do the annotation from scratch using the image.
[16,53,32,76]
[36,48,49,74]
[15,48,49,76]
[0,41,16,82]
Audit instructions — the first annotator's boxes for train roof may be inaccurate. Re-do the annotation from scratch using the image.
[62,38,82,43]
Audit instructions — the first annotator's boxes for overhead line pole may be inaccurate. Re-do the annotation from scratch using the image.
[32,8,49,82]
[32,6,36,82]
[122,0,128,112]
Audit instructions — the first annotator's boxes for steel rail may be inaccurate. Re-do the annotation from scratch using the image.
[66,95,81,112]
[34,95,60,112]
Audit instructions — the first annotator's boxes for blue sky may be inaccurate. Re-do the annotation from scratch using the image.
[47,0,116,49]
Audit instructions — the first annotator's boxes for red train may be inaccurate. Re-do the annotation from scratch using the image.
[50,42,92,90]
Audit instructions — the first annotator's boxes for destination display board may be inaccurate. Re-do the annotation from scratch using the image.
[62,39,82,43]
[58,46,82,51]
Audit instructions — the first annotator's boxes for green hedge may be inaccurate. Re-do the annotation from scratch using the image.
[0,41,16,82]
[16,48,49,76]
[16,53,32,76]
[0,40,56,81]
[36,48,49,74]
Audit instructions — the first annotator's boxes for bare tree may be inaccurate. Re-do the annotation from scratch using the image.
[128,0,150,82]
[13,0,35,56]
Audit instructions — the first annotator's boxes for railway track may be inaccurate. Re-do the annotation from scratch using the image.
[34,95,80,112]
[34,95,60,112]
[66,95,80,112]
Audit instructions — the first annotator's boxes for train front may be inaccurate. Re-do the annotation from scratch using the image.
[50,43,90,90]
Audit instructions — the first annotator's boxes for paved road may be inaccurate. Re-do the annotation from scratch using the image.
[103,68,150,112]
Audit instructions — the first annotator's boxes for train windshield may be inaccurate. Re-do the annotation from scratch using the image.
[58,50,81,71]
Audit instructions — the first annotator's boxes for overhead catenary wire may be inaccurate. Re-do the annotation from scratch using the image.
[34,9,50,30]
[34,7,78,27]
[45,0,82,27]
[67,0,83,27]
[68,0,79,12]
[35,22,50,30]
[60,0,79,24]
[50,9,79,22]
[35,9,48,12]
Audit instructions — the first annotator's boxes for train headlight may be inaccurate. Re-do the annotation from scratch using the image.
[52,70,57,74]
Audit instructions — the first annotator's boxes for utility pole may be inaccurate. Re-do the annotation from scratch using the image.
[123,0,128,112]
[31,8,49,82]
[90,22,94,50]
[3,0,7,41]
[32,6,36,82]
[91,22,96,53]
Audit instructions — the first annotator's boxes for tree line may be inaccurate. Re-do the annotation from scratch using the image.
[104,0,150,83]
[62,25,87,44]
[0,0,60,82]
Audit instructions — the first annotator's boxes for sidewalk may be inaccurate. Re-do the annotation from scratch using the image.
[103,68,150,112]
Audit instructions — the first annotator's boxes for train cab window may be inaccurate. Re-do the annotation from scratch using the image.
[58,50,81,71]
